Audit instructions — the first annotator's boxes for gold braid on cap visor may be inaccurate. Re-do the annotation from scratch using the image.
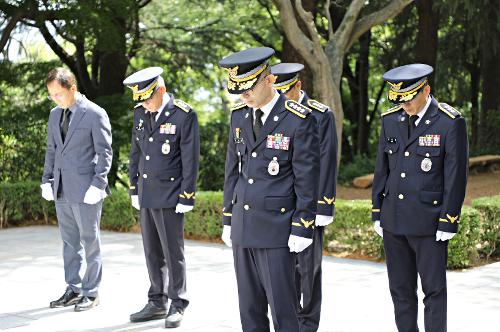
[131,81,159,101]
[275,76,299,92]
[388,79,427,102]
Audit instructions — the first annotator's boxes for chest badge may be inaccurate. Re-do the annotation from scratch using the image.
[421,158,432,172]
[268,157,280,176]
[234,127,243,144]
[162,140,171,155]
[136,118,144,131]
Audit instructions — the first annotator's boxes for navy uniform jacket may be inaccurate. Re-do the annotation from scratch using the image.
[372,97,468,235]
[129,93,200,209]
[301,92,338,217]
[222,94,320,248]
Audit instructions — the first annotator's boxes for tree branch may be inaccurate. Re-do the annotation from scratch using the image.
[333,0,365,50]
[257,0,283,34]
[0,10,23,53]
[325,0,334,40]
[37,22,78,73]
[346,0,414,51]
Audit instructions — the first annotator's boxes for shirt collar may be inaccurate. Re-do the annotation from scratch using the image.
[254,91,280,120]
[68,92,82,113]
[298,90,305,104]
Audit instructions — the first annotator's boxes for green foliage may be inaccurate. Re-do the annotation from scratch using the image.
[472,195,500,260]
[101,188,137,231]
[324,200,384,258]
[1,185,499,270]
[0,182,55,229]
[447,206,481,269]
[184,191,223,239]
[337,154,376,185]
[198,118,228,191]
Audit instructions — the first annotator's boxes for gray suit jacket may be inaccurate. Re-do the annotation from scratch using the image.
[42,94,113,203]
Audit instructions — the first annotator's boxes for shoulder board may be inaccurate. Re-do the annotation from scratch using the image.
[173,99,192,113]
[438,103,461,119]
[306,99,328,113]
[230,102,247,112]
[381,104,402,117]
[285,100,311,119]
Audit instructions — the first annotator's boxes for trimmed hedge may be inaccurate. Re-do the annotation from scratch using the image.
[472,195,500,260]
[1,181,499,269]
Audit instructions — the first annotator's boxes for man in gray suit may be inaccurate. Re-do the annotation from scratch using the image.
[41,67,112,312]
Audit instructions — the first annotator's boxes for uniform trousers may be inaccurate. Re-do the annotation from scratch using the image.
[55,187,103,297]
[383,229,448,332]
[296,226,325,332]
[140,207,188,309]
[233,245,299,332]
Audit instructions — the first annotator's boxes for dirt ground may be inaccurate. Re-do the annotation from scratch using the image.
[337,171,500,205]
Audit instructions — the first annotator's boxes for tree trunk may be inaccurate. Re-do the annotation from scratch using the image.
[479,0,500,151]
[356,30,371,155]
[415,0,439,86]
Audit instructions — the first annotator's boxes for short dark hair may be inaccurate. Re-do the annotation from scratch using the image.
[46,67,77,89]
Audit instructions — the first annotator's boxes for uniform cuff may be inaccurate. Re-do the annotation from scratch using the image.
[438,213,460,233]
[129,185,138,195]
[291,217,315,239]
[372,206,381,221]
[178,191,195,206]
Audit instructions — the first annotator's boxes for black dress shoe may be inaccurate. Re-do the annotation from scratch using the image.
[49,289,81,308]
[74,296,99,312]
[130,302,167,322]
[165,306,184,328]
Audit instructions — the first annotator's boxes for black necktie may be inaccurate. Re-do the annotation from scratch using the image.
[61,108,71,141]
[149,112,156,130]
[408,115,418,138]
[253,109,263,139]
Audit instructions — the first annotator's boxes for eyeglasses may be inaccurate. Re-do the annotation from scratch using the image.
[47,92,65,101]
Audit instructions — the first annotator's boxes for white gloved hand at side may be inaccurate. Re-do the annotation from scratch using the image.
[374,220,383,238]
[221,225,232,247]
[40,183,54,201]
[436,230,456,241]
[175,203,193,214]
[315,215,333,227]
[131,195,140,210]
[288,235,313,253]
[83,185,104,205]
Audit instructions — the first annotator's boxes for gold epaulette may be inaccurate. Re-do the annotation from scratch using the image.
[285,100,311,119]
[174,99,192,113]
[381,104,402,117]
[438,103,461,119]
[230,102,246,112]
[307,99,329,113]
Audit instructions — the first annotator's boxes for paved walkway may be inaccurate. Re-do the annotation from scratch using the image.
[0,226,499,332]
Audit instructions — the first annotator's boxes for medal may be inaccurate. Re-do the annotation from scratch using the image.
[162,140,171,155]
[234,127,243,144]
[421,158,432,172]
[268,157,279,176]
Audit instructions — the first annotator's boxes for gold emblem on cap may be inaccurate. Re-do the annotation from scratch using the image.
[128,84,139,93]
[225,66,239,78]
[388,81,403,90]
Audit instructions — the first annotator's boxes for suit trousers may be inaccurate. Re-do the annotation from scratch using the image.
[55,188,103,297]
[383,229,448,332]
[140,207,188,309]
[296,226,324,332]
[233,245,299,332]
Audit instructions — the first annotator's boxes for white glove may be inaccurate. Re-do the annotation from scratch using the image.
[131,195,140,210]
[374,220,383,238]
[83,185,104,205]
[288,235,313,253]
[316,215,333,227]
[221,225,232,247]
[40,183,54,201]
[436,230,456,241]
[175,203,193,214]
